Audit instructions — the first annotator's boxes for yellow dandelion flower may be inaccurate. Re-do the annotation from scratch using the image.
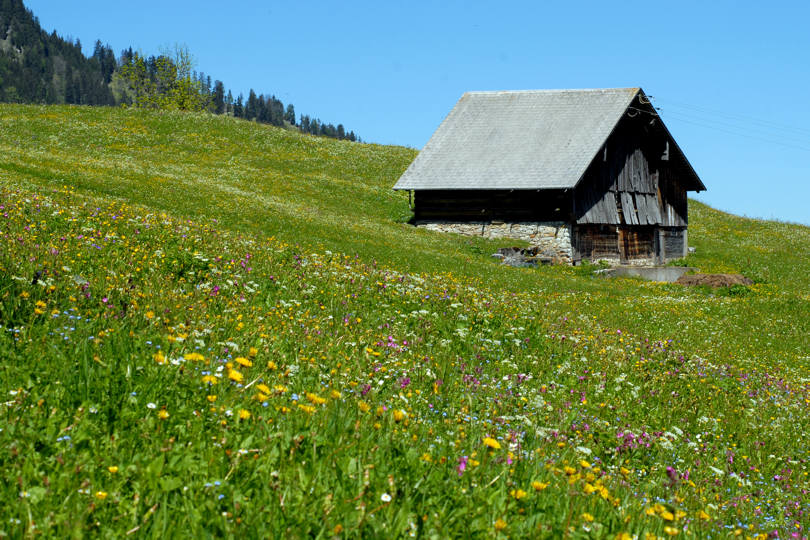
[298,404,316,414]
[664,526,679,536]
[509,488,527,500]
[581,512,594,522]
[249,347,258,357]
[94,491,108,500]
[483,437,501,450]
[185,352,205,362]
[306,392,326,405]
[157,409,169,420]
[202,375,217,385]
[256,392,269,401]
[660,510,674,521]
[273,384,288,393]
[494,518,507,531]
[358,401,370,412]
[393,409,406,422]
[228,369,244,383]
[235,357,252,367]
[267,360,277,370]
[564,466,577,475]
[107,466,119,474]
[238,409,251,419]
[697,509,711,520]
[145,310,154,319]
[153,351,166,365]
[330,390,341,399]
[615,533,632,540]
[579,460,591,469]
[206,395,217,403]
[583,482,597,494]
[531,481,549,491]
[256,383,271,395]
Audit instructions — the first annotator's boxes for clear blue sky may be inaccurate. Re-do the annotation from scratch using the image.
[24,0,810,225]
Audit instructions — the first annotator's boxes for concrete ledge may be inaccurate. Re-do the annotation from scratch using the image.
[604,266,696,282]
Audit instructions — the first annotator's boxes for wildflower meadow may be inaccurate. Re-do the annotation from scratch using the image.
[1,104,809,538]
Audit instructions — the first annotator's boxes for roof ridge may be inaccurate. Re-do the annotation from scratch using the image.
[464,87,640,95]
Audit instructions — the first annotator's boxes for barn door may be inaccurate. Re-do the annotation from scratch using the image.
[619,227,656,262]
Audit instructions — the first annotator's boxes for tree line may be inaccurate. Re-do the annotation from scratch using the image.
[0,0,359,141]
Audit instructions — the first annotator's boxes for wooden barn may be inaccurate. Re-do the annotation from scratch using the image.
[393,88,706,265]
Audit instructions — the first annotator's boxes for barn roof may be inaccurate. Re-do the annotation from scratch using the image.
[393,88,705,192]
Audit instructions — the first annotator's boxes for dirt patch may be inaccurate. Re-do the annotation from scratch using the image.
[675,274,753,288]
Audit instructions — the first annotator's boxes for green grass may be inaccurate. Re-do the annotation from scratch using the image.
[1,104,809,538]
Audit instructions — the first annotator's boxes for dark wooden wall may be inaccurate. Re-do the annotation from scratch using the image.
[662,228,686,259]
[572,225,686,264]
[413,189,570,222]
[574,97,688,228]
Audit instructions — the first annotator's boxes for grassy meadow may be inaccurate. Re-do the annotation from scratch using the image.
[1,104,809,538]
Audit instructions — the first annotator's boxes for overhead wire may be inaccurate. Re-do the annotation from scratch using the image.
[660,113,810,152]
[655,97,810,137]
[625,100,810,153]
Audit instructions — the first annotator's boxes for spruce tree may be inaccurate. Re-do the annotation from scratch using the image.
[245,89,257,120]
[212,80,225,114]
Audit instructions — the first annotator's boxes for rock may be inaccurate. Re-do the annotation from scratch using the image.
[494,247,556,267]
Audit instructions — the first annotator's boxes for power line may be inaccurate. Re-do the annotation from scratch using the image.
[626,100,810,153]
[660,112,810,153]
[655,97,810,137]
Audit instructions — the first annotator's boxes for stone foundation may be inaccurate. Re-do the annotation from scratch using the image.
[586,257,657,267]
[417,221,573,264]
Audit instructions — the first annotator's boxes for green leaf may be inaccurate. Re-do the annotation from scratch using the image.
[159,476,183,492]
[146,455,164,479]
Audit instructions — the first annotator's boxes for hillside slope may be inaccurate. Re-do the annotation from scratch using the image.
[1,104,807,365]
[1,104,809,537]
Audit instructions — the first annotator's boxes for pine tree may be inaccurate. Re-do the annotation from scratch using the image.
[257,94,268,123]
[212,80,225,114]
[245,89,257,120]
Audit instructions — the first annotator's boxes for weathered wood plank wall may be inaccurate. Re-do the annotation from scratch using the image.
[414,190,570,222]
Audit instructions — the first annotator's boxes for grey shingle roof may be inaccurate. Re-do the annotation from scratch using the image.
[394,88,641,191]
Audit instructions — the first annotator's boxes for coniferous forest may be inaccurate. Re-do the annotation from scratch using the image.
[0,0,359,141]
